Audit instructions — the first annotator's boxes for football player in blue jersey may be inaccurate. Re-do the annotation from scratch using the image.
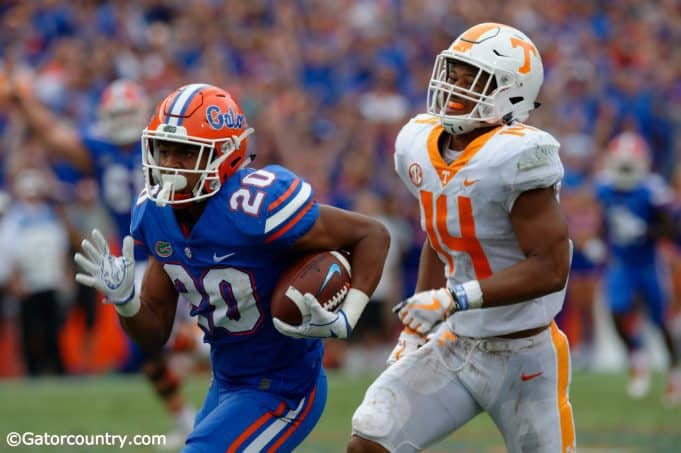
[8,79,198,443]
[595,132,680,404]
[74,83,391,451]
[10,79,148,240]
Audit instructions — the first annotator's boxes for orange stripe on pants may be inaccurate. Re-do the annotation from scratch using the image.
[550,321,576,452]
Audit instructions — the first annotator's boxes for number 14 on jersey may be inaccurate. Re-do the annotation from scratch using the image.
[420,191,492,279]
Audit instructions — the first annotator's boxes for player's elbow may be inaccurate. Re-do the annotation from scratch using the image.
[541,245,571,294]
[366,219,391,262]
[120,319,172,354]
[544,265,569,294]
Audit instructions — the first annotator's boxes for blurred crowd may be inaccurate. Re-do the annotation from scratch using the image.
[0,0,680,376]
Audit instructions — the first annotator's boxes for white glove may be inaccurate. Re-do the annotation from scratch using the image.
[386,327,428,366]
[273,287,352,339]
[395,288,455,335]
[74,229,136,304]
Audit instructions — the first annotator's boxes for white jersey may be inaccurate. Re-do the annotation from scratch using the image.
[395,114,566,337]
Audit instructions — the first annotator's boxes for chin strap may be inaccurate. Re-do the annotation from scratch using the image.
[156,181,173,207]
[155,174,188,207]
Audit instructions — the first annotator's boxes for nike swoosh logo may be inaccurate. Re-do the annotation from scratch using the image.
[213,252,236,262]
[521,371,543,381]
[318,264,341,295]
[463,178,479,186]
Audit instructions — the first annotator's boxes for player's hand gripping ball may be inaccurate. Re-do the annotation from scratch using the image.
[271,251,351,326]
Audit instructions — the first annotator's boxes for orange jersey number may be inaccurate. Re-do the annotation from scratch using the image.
[420,191,492,279]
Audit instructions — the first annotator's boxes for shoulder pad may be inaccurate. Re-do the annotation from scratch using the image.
[495,130,563,211]
[130,189,150,244]
[395,114,439,153]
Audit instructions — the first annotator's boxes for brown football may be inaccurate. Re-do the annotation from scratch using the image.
[271,251,352,326]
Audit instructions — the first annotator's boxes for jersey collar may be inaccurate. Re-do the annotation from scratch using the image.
[426,125,502,186]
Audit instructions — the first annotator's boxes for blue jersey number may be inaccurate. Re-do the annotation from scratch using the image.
[163,264,264,336]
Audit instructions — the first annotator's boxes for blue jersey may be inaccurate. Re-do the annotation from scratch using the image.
[82,135,144,242]
[131,165,323,397]
[595,175,673,264]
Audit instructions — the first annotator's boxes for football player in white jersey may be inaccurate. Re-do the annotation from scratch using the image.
[348,23,575,453]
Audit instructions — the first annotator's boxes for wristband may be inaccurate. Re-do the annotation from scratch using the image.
[449,280,483,312]
[113,292,141,317]
[340,288,370,329]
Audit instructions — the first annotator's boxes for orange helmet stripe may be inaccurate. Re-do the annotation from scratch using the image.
[451,22,504,53]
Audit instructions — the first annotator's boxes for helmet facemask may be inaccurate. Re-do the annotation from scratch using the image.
[428,24,544,135]
[427,54,514,135]
[142,126,254,207]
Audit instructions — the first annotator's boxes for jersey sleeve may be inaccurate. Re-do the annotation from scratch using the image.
[235,165,319,248]
[394,117,428,198]
[130,189,152,257]
[499,135,564,212]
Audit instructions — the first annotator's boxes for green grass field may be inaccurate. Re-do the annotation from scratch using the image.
[1,371,680,452]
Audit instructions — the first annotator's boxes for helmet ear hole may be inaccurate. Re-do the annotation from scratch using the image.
[230,156,242,169]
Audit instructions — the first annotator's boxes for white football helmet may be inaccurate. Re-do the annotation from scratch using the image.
[427,22,544,135]
[98,79,150,145]
[604,132,651,190]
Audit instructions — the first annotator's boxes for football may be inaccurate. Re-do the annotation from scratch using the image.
[271,251,352,326]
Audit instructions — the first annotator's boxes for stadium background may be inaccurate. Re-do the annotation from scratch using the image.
[0,0,680,451]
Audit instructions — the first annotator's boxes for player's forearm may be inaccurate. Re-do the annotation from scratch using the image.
[12,93,90,170]
[347,221,391,296]
[415,239,446,292]
[478,246,570,308]
[14,94,60,144]
[119,301,174,353]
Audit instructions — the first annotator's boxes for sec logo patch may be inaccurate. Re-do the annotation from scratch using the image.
[408,163,423,187]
